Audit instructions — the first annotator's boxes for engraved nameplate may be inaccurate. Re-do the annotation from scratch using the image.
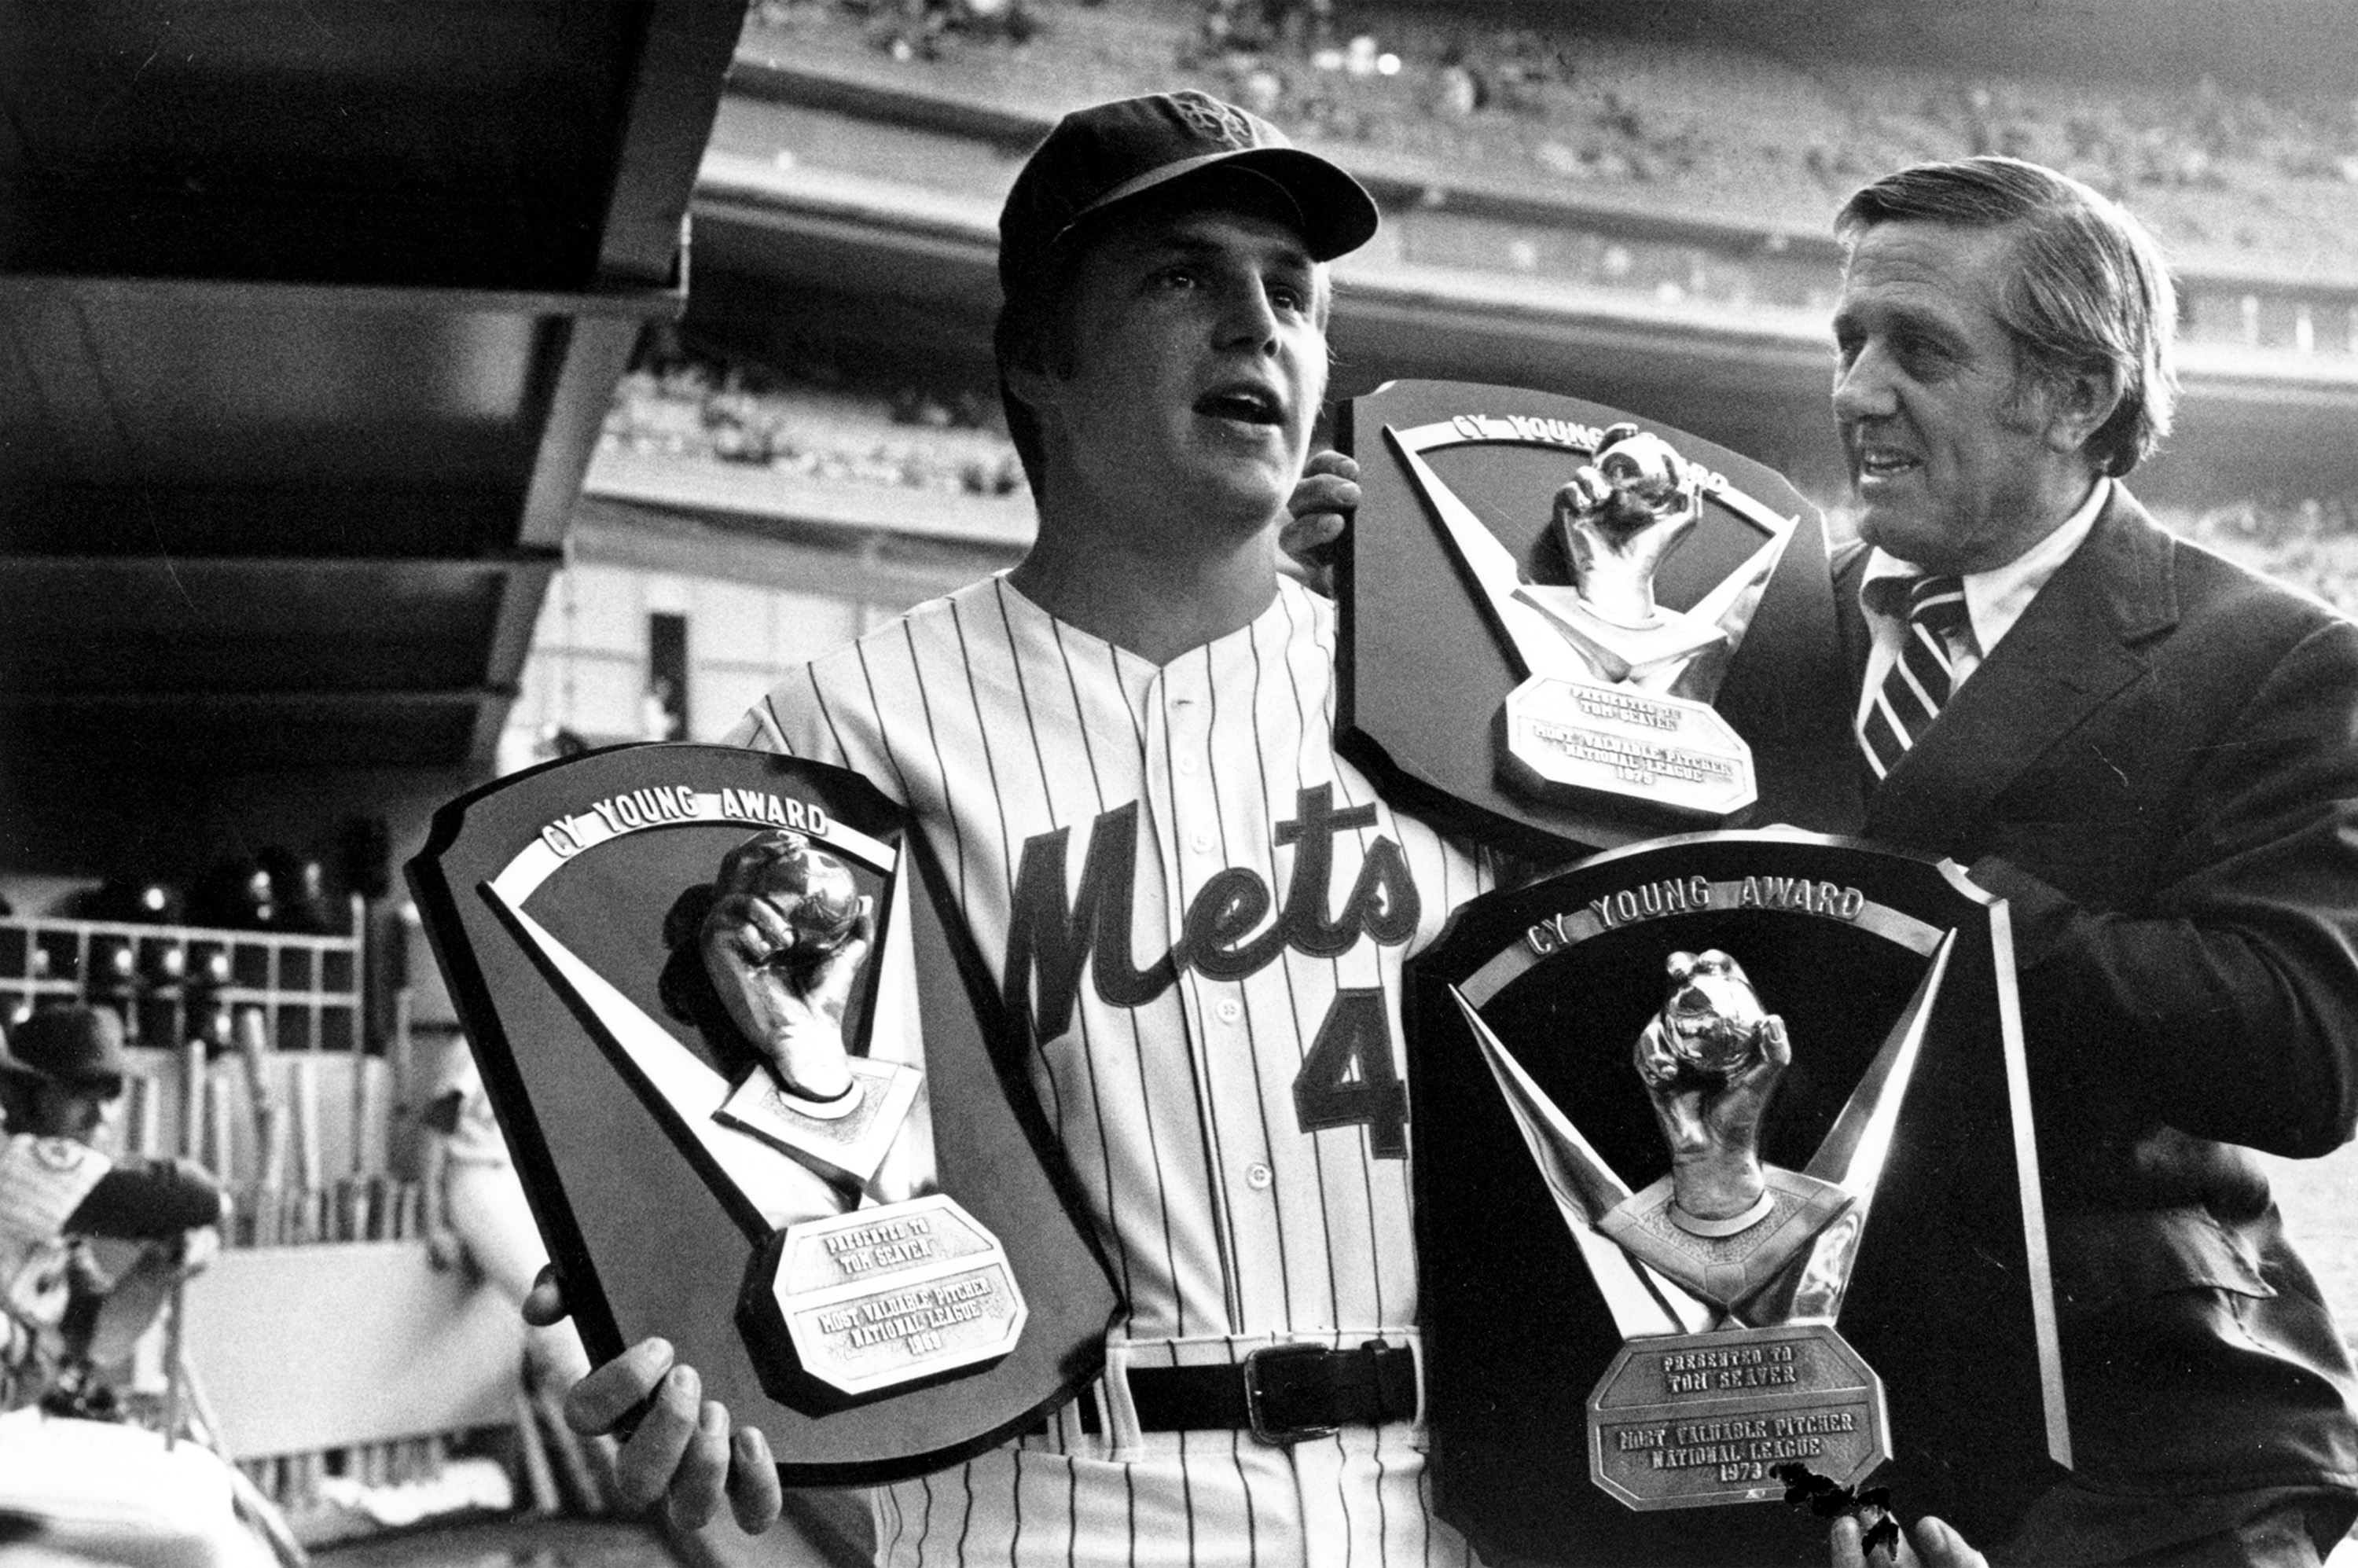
[1501,676,1757,820]
[744,1192,1028,1401]
[1589,1324,1889,1511]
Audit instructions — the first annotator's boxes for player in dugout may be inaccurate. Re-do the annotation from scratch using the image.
[527,89,1508,1566]
[0,1004,228,1412]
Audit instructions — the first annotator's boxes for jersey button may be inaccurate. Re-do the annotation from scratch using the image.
[1177,751,1199,775]
[1245,1162,1274,1191]
[1190,829,1214,854]
[1216,997,1242,1024]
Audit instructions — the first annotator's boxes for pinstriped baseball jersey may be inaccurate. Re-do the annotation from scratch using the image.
[725,571,1498,1568]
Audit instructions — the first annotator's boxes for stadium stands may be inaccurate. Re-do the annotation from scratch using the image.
[744,0,2358,287]
[598,0,2357,616]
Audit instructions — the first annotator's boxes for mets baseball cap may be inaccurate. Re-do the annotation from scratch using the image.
[999,90,1380,291]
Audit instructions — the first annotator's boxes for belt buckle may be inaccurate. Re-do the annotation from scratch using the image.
[1243,1342,1335,1447]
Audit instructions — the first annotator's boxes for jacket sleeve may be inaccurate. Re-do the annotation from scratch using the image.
[1971,615,2358,1159]
[64,1156,226,1239]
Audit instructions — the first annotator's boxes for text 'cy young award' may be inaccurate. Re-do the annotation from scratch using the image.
[409,745,1118,1484]
[1410,833,2068,1565]
[1338,380,1862,859]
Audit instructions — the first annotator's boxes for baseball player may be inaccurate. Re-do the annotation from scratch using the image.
[542,92,1508,1566]
[418,1043,591,1389]
[0,1006,226,1412]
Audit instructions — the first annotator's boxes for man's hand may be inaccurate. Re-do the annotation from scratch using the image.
[523,1265,783,1533]
[700,832,874,1102]
[1831,1513,1988,1568]
[1281,450,1357,597]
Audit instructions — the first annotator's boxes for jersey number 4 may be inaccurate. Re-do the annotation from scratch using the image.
[1292,989,1407,1159]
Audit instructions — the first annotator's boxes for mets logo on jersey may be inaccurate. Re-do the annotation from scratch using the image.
[1002,784,1417,1039]
[1001,784,1423,1158]
[28,1138,86,1173]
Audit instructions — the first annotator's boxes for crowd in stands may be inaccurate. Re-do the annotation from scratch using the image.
[2175,495,2358,620]
[739,0,2358,279]
[601,347,1028,501]
[707,0,2358,602]
[607,339,2358,624]
[750,0,1038,63]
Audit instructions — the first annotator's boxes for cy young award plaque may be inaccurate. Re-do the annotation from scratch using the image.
[408,745,1119,1483]
[1409,832,2068,1565]
[1336,381,1863,859]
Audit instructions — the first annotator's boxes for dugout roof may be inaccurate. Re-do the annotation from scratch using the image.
[0,0,743,774]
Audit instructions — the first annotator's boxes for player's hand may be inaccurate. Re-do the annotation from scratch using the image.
[560,1337,782,1533]
[1831,1513,1987,1568]
[701,832,873,1102]
[524,1272,782,1533]
[1281,450,1357,597]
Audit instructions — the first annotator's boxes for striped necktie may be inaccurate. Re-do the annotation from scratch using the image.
[1858,574,1969,780]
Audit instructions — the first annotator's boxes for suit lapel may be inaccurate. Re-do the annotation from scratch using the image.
[1862,490,2180,851]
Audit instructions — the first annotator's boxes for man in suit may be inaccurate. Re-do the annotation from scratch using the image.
[1824,156,2358,1568]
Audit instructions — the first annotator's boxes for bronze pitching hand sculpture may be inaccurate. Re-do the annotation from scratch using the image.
[1631,949,1790,1234]
[700,829,875,1103]
[1552,424,1705,634]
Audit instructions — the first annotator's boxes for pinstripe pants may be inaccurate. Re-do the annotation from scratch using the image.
[871,1421,1477,1568]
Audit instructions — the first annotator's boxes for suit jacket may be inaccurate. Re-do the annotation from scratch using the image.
[1833,487,2358,1548]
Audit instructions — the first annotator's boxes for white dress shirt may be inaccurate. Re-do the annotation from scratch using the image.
[1854,477,2112,736]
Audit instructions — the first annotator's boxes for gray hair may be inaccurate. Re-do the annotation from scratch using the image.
[1836,156,2177,476]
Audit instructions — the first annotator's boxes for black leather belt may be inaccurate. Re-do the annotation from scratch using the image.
[1043,1341,1419,1446]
